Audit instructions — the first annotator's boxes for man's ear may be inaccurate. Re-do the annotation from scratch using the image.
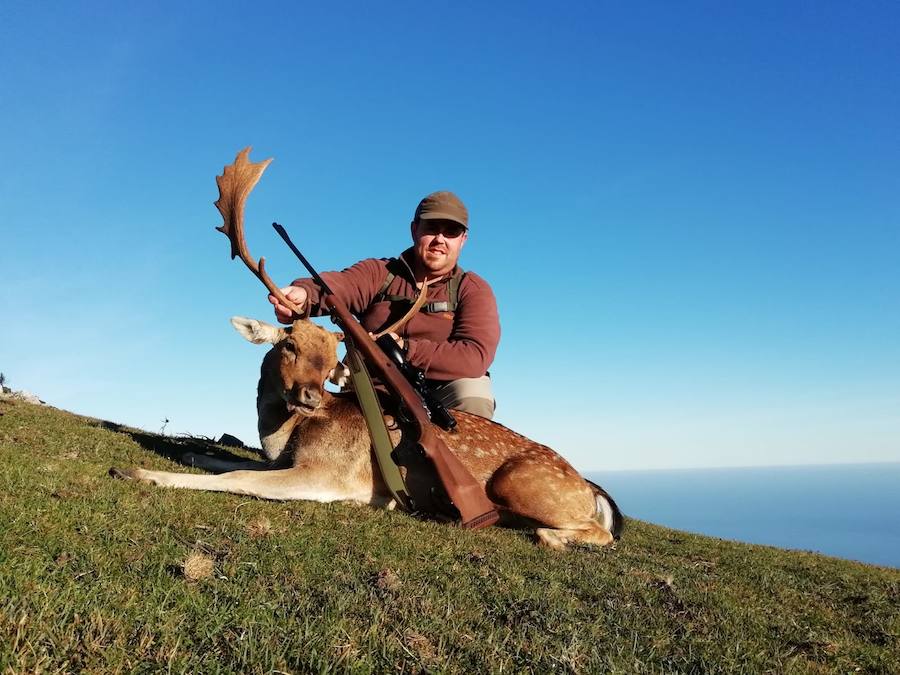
[410,219,418,242]
[230,317,288,345]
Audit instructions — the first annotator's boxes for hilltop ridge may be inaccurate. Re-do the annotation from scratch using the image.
[1,398,897,672]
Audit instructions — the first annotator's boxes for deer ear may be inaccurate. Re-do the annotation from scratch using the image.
[230,317,288,344]
[331,331,345,342]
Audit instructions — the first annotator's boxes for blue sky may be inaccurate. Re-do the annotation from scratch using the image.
[2,2,898,471]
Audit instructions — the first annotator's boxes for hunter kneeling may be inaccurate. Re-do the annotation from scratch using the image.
[270,191,499,420]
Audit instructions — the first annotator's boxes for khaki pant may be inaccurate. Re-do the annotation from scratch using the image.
[430,375,495,420]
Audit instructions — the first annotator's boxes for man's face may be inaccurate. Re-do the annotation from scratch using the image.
[411,219,468,278]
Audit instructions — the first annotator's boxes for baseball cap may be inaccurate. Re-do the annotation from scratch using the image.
[414,191,468,229]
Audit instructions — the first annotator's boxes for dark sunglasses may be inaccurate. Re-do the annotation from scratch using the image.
[418,220,467,238]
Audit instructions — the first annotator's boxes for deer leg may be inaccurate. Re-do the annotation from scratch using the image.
[535,522,614,549]
[110,466,371,503]
[487,455,614,548]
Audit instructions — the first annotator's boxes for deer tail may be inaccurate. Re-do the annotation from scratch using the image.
[586,479,625,540]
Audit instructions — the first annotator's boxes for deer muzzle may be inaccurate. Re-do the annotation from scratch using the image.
[286,384,322,415]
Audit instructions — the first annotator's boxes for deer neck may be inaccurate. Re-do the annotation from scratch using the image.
[257,379,335,461]
[256,356,302,461]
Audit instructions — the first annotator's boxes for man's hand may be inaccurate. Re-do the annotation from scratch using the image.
[269,286,308,324]
[367,331,405,350]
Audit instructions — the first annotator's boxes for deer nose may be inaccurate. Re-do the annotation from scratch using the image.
[298,386,322,408]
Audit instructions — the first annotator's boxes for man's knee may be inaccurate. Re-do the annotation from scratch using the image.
[432,375,496,420]
[452,396,495,420]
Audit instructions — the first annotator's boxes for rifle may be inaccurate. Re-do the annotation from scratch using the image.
[374,334,457,432]
[272,222,500,530]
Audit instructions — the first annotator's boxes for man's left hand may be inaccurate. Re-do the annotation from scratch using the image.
[387,332,405,350]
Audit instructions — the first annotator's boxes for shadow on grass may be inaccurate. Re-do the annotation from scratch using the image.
[92,419,257,466]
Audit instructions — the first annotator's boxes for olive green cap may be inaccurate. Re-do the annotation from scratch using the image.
[413,191,469,229]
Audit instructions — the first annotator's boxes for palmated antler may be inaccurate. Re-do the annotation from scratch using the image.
[215,147,303,316]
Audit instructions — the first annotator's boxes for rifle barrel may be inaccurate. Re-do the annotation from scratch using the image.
[272,223,335,296]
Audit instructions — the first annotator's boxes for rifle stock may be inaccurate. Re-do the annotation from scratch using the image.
[273,223,499,530]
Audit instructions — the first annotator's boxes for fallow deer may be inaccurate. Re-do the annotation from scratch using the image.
[110,148,623,549]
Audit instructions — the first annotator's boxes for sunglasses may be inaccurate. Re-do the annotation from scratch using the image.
[418,220,467,238]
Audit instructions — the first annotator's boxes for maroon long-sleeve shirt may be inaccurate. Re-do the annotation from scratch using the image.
[291,248,500,382]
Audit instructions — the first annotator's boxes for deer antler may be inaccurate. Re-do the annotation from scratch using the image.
[372,277,437,339]
[215,147,303,316]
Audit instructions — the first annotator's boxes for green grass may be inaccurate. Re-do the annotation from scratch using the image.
[1,398,898,673]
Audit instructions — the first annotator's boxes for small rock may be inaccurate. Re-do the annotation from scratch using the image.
[217,433,244,448]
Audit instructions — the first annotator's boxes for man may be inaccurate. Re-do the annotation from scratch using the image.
[270,191,500,419]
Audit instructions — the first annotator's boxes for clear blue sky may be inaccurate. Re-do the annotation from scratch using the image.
[2,2,898,471]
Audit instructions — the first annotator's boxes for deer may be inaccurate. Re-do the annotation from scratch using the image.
[110,148,623,550]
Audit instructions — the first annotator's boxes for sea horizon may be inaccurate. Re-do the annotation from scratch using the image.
[586,462,900,569]
[595,460,900,474]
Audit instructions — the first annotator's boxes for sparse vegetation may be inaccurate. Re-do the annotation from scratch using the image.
[1,398,898,672]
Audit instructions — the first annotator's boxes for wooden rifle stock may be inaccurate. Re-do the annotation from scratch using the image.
[273,224,499,529]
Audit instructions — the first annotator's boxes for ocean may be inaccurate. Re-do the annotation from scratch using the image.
[586,463,900,569]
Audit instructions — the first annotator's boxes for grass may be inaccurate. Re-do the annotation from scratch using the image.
[1,398,898,673]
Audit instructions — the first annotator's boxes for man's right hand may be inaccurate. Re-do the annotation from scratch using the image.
[269,285,308,324]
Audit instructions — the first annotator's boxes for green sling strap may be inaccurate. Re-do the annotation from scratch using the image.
[344,337,411,511]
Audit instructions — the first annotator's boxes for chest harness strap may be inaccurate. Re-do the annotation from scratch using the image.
[375,258,466,314]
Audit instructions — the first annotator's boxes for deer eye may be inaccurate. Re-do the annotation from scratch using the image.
[282,341,297,354]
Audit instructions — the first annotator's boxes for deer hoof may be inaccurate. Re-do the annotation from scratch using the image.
[535,528,569,550]
[109,467,140,481]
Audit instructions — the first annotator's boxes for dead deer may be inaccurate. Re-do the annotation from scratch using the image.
[109,148,623,549]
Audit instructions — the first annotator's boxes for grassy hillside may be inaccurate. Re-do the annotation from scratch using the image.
[1,398,897,673]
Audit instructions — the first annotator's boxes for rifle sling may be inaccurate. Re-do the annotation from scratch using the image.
[345,339,412,511]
